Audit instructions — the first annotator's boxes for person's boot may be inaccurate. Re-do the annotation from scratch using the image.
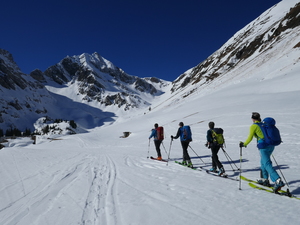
[257,178,271,187]
[187,161,193,168]
[209,167,217,173]
[274,178,285,192]
[218,167,225,176]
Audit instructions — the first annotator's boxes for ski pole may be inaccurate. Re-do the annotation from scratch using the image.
[222,149,234,171]
[188,145,207,165]
[272,154,290,189]
[147,139,150,158]
[167,139,173,166]
[221,147,239,170]
[239,146,242,190]
[161,142,168,155]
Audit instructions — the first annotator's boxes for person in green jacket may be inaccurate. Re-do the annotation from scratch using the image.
[240,112,284,192]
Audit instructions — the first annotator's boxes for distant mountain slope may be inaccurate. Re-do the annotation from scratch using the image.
[0,49,56,131]
[0,50,169,132]
[30,52,170,110]
[168,0,300,101]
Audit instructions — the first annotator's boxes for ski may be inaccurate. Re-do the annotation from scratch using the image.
[175,161,239,181]
[240,176,288,194]
[174,161,198,170]
[150,156,168,162]
[248,183,300,200]
[205,169,239,181]
[241,176,272,187]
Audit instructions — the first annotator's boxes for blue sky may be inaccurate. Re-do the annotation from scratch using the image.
[2,0,280,81]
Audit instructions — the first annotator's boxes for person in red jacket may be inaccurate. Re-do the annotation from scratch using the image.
[149,123,162,160]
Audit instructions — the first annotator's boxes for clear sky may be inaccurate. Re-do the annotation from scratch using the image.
[1,0,280,81]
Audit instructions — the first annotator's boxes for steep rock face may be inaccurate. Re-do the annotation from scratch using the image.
[0,49,55,131]
[171,2,300,94]
[0,49,27,90]
[34,52,169,110]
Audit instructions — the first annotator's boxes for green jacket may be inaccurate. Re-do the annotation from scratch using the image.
[244,121,264,147]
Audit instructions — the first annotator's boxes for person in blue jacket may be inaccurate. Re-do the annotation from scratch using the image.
[149,123,162,160]
[171,122,193,167]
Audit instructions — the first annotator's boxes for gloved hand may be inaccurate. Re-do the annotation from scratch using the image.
[239,142,245,148]
[171,135,174,140]
[205,142,210,148]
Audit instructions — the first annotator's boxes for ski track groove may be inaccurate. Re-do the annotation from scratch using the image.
[120,157,206,219]
[0,152,88,202]
[81,155,119,225]
[0,154,92,224]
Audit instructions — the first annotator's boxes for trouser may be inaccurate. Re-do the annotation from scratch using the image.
[181,141,191,162]
[154,140,162,157]
[211,145,223,169]
[259,145,280,182]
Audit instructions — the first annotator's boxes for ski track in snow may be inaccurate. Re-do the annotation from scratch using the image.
[0,149,121,225]
[81,155,118,225]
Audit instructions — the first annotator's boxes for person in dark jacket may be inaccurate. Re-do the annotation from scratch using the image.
[149,123,162,160]
[171,122,193,167]
[206,121,225,176]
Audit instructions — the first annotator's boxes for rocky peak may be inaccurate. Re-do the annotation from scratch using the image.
[0,49,27,90]
[30,52,168,110]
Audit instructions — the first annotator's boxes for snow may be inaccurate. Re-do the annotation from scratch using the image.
[1,1,300,225]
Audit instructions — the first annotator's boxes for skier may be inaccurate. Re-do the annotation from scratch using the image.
[171,122,193,167]
[239,112,285,192]
[149,123,163,160]
[206,122,225,176]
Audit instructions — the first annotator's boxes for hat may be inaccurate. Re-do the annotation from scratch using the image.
[179,122,184,127]
[251,112,261,120]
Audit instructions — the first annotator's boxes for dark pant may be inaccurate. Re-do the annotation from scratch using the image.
[154,140,162,157]
[181,141,191,161]
[211,145,223,169]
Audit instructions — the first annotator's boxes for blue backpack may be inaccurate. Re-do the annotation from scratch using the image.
[256,117,282,149]
[181,125,192,142]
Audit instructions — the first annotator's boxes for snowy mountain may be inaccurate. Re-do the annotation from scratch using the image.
[0,49,56,132]
[31,52,168,108]
[168,0,300,105]
[1,1,300,224]
[0,50,170,132]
